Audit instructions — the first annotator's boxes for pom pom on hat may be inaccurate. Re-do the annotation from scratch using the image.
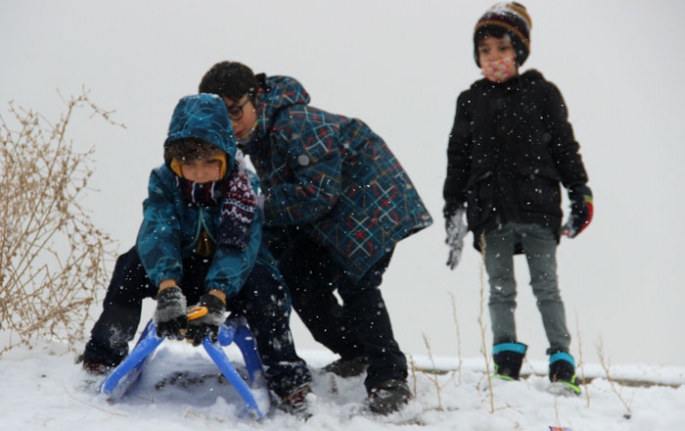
[474,2,532,66]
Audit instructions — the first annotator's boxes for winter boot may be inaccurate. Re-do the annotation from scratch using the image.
[279,384,312,420]
[367,379,413,415]
[322,356,368,378]
[76,354,112,376]
[492,342,528,380]
[549,351,581,395]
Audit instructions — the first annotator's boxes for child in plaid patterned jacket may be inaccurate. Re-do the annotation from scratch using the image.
[200,61,433,415]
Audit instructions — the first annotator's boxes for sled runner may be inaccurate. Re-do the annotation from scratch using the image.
[100,315,270,419]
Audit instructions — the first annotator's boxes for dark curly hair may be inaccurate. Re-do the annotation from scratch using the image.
[164,138,224,164]
[199,61,259,104]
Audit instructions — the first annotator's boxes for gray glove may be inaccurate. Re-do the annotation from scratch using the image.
[445,207,468,270]
[185,293,226,346]
[561,184,593,238]
[154,286,188,340]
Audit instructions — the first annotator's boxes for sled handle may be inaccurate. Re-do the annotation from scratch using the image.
[187,306,208,321]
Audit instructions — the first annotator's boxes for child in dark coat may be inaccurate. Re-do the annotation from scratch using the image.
[199,62,433,414]
[81,94,312,415]
[443,2,593,395]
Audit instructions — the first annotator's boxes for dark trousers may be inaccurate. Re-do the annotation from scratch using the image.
[83,246,311,397]
[483,223,571,355]
[277,235,407,392]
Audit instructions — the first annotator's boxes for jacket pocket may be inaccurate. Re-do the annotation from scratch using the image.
[465,176,493,229]
[516,175,561,214]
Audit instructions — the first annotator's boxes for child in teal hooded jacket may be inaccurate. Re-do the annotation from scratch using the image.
[82,94,311,414]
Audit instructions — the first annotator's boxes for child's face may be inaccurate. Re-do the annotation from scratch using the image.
[178,156,223,183]
[477,35,517,65]
[223,95,257,140]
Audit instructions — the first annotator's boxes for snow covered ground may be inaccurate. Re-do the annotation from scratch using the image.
[2,336,684,431]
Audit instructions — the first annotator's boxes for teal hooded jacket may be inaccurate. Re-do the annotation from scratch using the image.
[136,94,269,297]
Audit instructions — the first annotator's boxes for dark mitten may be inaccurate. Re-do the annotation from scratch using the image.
[562,184,594,238]
[154,286,188,340]
[185,293,226,346]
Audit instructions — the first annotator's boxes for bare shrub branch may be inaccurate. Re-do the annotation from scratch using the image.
[0,90,120,355]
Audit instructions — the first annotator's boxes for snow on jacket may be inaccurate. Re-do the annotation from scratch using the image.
[136,94,268,297]
[243,75,433,281]
[443,70,589,250]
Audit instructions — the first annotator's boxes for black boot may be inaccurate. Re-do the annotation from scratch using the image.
[367,379,412,415]
[492,342,528,380]
[279,384,313,420]
[322,356,368,378]
[549,351,581,395]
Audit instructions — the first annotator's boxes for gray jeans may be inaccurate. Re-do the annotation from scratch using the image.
[483,222,571,354]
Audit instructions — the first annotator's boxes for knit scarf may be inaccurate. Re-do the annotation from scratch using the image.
[217,170,257,251]
[174,176,224,206]
[174,169,256,252]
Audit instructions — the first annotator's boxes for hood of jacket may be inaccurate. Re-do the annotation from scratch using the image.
[164,93,237,174]
[252,75,311,141]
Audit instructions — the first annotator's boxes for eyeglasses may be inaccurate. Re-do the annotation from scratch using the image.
[226,96,250,121]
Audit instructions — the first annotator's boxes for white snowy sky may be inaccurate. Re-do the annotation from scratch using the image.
[1,0,684,368]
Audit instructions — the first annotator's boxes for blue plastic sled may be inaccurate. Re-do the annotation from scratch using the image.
[100,317,270,419]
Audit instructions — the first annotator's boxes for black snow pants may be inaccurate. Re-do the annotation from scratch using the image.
[83,246,311,397]
[276,234,407,393]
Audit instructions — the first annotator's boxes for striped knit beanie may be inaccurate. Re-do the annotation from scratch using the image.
[474,2,532,66]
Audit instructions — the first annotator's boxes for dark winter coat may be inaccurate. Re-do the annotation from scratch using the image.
[243,75,433,281]
[136,94,270,297]
[443,70,588,250]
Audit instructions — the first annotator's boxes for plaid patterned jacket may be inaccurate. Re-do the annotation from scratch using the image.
[243,75,433,281]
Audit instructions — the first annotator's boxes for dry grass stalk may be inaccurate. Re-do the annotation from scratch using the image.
[574,311,591,407]
[596,337,633,418]
[448,291,463,385]
[421,333,444,411]
[0,90,121,355]
[478,234,495,413]
[408,354,418,397]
